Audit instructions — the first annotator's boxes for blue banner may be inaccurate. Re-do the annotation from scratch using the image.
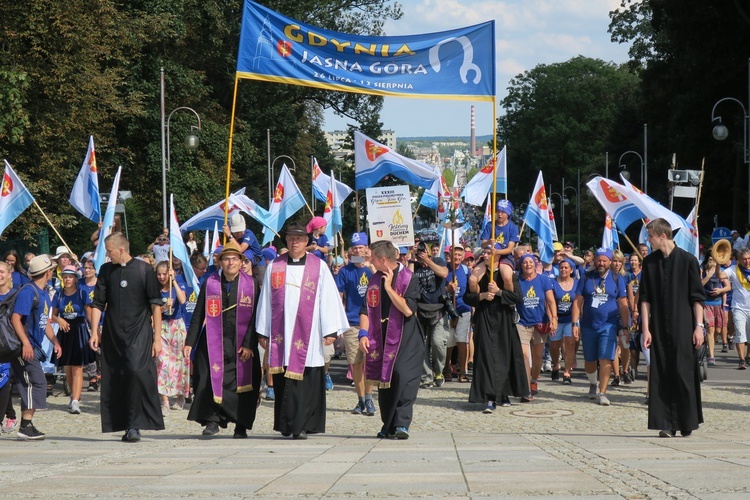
[237,1,495,101]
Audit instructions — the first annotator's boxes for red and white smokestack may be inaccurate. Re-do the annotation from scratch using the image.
[470,105,476,157]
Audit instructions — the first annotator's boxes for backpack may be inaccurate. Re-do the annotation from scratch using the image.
[0,284,40,363]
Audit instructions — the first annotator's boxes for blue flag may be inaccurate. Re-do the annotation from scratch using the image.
[262,165,306,245]
[93,166,122,271]
[170,194,199,291]
[69,136,101,223]
[523,171,557,263]
[0,160,35,236]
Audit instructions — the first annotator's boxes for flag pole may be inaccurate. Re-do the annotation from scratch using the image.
[33,201,77,260]
[168,246,174,316]
[222,74,241,244]
[489,97,498,281]
[618,229,639,255]
[694,158,705,230]
[311,156,316,213]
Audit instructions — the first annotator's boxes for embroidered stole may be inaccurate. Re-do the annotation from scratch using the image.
[204,270,255,404]
[365,265,412,389]
[269,254,321,380]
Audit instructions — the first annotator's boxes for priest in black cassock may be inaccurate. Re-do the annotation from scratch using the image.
[464,257,527,412]
[359,240,423,440]
[90,233,165,442]
[640,218,706,437]
[184,240,260,438]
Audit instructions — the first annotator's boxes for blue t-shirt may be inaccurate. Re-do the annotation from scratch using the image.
[52,288,91,321]
[240,229,262,264]
[309,234,330,261]
[701,270,723,307]
[335,263,372,326]
[175,273,197,328]
[552,279,578,323]
[480,220,519,250]
[10,271,30,291]
[518,274,552,326]
[160,289,184,321]
[446,264,471,314]
[576,271,627,330]
[13,283,52,348]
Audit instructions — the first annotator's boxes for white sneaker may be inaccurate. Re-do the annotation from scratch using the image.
[69,400,81,414]
[542,361,552,373]
[597,393,611,406]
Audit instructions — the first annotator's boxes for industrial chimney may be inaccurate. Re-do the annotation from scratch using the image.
[470,105,476,157]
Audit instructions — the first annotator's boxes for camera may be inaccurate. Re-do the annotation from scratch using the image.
[440,293,459,320]
[416,241,428,254]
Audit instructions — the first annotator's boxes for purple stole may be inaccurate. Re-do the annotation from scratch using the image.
[365,265,412,389]
[204,270,255,403]
[269,254,321,380]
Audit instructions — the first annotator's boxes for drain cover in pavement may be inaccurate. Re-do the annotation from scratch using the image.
[510,409,574,418]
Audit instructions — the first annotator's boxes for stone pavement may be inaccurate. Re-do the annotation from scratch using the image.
[1,353,749,498]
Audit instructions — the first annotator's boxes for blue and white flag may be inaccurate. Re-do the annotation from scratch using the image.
[602,214,619,250]
[323,171,342,241]
[180,188,275,234]
[523,171,557,263]
[93,166,122,271]
[355,131,440,190]
[170,194,199,291]
[69,136,101,223]
[209,221,220,266]
[312,157,353,204]
[460,146,507,206]
[237,1,495,101]
[262,164,306,245]
[202,229,210,258]
[0,160,35,237]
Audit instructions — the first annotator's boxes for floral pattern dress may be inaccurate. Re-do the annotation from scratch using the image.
[156,289,190,397]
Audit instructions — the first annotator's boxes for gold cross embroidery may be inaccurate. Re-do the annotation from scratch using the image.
[294,339,306,351]
[369,350,380,360]
[212,363,221,373]
[273,334,283,344]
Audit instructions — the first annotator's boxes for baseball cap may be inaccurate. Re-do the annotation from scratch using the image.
[553,242,563,251]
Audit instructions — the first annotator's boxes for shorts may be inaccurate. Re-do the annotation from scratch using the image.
[499,254,515,270]
[323,341,335,364]
[342,326,364,365]
[704,304,726,330]
[447,313,471,347]
[731,309,750,344]
[10,356,47,411]
[549,322,573,342]
[516,324,547,347]
[581,323,618,362]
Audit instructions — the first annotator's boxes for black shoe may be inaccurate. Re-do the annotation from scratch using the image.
[121,428,141,442]
[680,430,692,437]
[551,369,560,381]
[17,424,46,441]
[611,377,620,387]
[87,378,99,392]
[659,429,676,438]
[499,395,512,407]
[293,431,307,440]
[562,375,572,385]
[233,426,248,439]
[281,432,291,437]
[202,422,220,437]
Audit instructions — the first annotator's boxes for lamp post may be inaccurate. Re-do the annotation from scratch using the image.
[549,189,566,241]
[618,150,645,188]
[160,68,201,229]
[270,155,297,204]
[561,177,578,250]
[710,57,750,222]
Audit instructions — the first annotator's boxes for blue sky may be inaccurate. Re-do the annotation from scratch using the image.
[323,0,632,137]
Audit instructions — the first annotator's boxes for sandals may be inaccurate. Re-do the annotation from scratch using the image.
[458,374,470,383]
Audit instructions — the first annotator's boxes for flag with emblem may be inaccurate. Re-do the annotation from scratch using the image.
[419,175,450,211]
[585,176,643,231]
[93,165,122,271]
[236,1,495,101]
[69,136,102,223]
[0,160,35,237]
[180,188,274,233]
[312,157,353,204]
[170,194,199,291]
[263,164,306,245]
[460,146,507,205]
[323,171,342,241]
[355,131,440,190]
[209,221,220,266]
[601,214,619,250]
[523,171,557,263]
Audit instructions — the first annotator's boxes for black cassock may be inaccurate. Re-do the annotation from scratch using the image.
[361,269,423,435]
[640,246,706,434]
[92,258,165,433]
[186,274,260,431]
[465,270,528,403]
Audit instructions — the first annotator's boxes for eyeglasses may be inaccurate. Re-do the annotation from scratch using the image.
[5,259,16,265]
[194,266,208,272]
[221,256,240,262]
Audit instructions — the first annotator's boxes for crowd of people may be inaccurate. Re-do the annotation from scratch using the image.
[2,203,748,442]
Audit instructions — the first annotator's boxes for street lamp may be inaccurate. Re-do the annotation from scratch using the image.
[710,58,750,221]
[160,68,201,229]
[270,155,296,205]
[618,150,645,188]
